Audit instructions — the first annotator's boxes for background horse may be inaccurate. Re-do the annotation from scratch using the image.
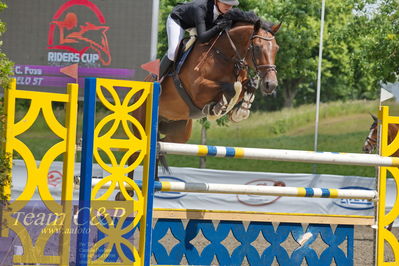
[362,113,398,231]
[363,114,399,156]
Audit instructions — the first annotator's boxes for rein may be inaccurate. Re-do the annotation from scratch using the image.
[194,30,224,71]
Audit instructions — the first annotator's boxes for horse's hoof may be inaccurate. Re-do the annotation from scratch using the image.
[115,190,135,201]
[229,107,250,122]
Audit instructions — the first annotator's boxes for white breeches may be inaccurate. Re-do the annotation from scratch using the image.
[166,15,185,61]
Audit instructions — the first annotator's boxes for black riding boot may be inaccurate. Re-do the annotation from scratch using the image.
[159,55,173,79]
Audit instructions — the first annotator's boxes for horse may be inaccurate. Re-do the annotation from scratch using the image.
[363,114,399,156]
[139,11,281,145]
[123,11,281,189]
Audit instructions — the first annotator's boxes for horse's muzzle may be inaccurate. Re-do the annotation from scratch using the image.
[362,144,374,154]
[260,79,278,96]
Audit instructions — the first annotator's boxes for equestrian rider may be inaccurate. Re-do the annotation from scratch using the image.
[159,0,239,79]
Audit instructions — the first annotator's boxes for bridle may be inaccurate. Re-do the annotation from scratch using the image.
[250,34,277,76]
[364,123,378,150]
[223,28,277,88]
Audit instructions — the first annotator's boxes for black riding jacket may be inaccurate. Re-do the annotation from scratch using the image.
[171,0,223,43]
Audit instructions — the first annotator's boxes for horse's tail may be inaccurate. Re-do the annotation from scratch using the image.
[158,152,170,175]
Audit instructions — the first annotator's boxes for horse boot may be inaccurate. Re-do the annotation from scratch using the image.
[211,94,230,117]
[229,91,255,123]
[206,81,242,120]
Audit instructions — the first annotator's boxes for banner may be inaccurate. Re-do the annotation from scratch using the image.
[1,0,155,95]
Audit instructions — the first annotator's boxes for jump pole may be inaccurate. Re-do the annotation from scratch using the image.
[158,142,399,167]
[89,179,377,200]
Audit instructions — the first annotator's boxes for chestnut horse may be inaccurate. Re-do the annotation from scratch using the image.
[363,114,399,156]
[136,12,280,145]
[125,12,280,185]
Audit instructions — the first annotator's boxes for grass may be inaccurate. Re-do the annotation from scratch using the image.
[12,99,395,178]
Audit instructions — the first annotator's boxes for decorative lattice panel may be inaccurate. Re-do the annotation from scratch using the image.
[377,106,399,265]
[76,78,159,266]
[151,219,353,265]
[2,79,78,265]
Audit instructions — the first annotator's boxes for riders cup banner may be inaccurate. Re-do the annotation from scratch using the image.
[0,0,156,95]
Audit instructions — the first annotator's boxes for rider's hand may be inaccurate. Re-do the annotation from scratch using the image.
[216,19,232,30]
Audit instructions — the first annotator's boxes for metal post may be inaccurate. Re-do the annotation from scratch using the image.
[314,0,326,153]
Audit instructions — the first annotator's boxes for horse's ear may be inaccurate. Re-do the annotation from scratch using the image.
[270,22,282,34]
[370,113,378,122]
[254,19,261,34]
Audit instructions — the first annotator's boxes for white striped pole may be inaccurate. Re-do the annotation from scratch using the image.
[160,181,378,200]
[158,142,399,167]
[88,179,377,201]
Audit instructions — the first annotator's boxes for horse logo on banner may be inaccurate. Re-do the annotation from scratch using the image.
[47,0,111,66]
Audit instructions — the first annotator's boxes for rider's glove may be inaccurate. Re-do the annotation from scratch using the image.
[216,19,233,31]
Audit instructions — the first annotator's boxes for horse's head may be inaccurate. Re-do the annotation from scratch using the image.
[363,114,378,153]
[248,20,281,95]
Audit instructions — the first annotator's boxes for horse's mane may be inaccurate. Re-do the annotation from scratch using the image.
[223,9,274,32]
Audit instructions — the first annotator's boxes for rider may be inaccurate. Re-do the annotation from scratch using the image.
[159,0,239,79]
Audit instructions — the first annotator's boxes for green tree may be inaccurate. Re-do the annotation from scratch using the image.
[0,0,13,201]
[248,0,381,108]
[0,1,13,87]
[157,0,390,109]
[350,0,399,84]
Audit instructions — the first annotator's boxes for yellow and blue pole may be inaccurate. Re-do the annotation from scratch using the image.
[76,78,97,266]
[139,82,160,266]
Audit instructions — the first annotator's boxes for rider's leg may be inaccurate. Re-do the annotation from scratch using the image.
[162,15,185,79]
[159,55,173,79]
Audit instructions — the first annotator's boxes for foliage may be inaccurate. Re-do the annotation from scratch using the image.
[246,0,381,109]
[0,0,12,201]
[0,102,10,202]
[157,0,394,110]
[0,1,13,87]
[350,0,399,84]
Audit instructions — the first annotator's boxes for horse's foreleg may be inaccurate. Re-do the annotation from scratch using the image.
[205,81,242,120]
[228,91,255,123]
[193,79,242,120]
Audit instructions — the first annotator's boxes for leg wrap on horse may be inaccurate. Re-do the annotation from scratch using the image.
[206,81,242,120]
[229,91,255,123]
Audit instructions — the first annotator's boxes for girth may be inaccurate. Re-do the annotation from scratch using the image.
[171,44,205,119]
